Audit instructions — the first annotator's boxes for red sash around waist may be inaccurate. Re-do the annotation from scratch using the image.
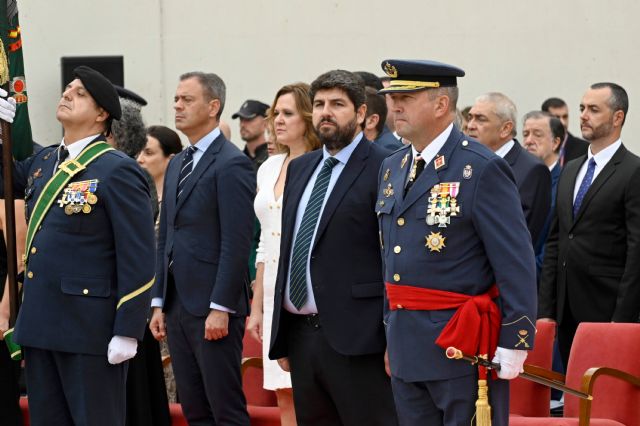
[386,283,501,378]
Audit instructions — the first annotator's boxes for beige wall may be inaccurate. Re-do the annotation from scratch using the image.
[19,0,640,150]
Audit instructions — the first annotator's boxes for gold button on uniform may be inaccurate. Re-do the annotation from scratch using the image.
[393,273,400,282]
[397,218,405,226]
[27,271,33,279]
[379,200,385,207]
[83,289,89,295]
[31,247,37,254]
[394,246,402,254]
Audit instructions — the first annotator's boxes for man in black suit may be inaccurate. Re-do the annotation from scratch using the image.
[539,82,640,366]
[467,92,551,246]
[149,72,254,425]
[364,87,403,152]
[542,97,589,166]
[269,70,397,426]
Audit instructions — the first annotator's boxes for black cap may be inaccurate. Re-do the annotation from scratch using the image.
[114,85,147,107]
[73,66,122,120]
[231,99,269,119]
[378,59,465,94]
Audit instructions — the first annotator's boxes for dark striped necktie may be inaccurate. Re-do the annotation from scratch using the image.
[289,156,339,309]
[177,145,197,200]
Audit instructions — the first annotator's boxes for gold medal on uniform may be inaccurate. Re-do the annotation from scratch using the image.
[400,153,409,169]
[383,183,394,197]
[383,169,390,182]
[426,182,460,228]
[425,232,446,252]
[58,179,99,215]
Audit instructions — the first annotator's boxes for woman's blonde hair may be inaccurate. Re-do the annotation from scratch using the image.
[267,82,321,154]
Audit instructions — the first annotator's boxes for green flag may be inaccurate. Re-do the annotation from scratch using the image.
[0,0,33,160]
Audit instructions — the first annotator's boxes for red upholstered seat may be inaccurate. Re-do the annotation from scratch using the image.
[509,319,556,417]
[510,322,640,426]
[241,319,281,425]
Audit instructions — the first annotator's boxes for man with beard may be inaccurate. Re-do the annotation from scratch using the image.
[232,99,269,170]
[539,82,640,368]
[269,70,397,426]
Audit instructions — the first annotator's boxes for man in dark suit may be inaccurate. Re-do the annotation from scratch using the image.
[149,72,254,425]
[377,59,536,426]
[542,97,589,166]
[467,92,551,246]
[539,83,640,367]
[521,111,565,273]
[364,87,403,152]
[269,70,397,426]
[0,67,156,426]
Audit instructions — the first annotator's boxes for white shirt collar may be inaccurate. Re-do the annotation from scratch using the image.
[60,134,101,160]
[191,127,221,153]
[412,123,453,164]
[548,160,558,171]
[494,139,515,158]
[586,138,622,166]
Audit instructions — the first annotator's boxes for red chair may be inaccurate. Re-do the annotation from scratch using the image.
[509,319,556,417]
[510,322,640,426]
[242,322,281,426]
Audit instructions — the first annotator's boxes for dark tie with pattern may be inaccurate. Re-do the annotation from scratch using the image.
[177,146,197,200]
[573,157,596,218]
[289,156,340,309]
[404,155,425,196]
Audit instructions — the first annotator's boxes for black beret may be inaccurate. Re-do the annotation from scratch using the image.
[378,59,465,94]
[73,66,122,120]
[114,85,148,107]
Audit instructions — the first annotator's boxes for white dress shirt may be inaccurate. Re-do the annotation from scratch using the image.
[494,139,515,159]
[573,139,621,202]
[284,133,364,314]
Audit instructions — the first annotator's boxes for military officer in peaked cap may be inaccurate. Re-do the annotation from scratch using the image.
[0,66,156,426]
[376,59,537,426]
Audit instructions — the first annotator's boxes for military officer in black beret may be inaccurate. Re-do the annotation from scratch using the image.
[377,59,537,426]
[0,66,156,426]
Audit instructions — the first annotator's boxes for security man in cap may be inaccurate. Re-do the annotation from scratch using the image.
[0,66,156,426]
[233,99,270,170]
[376,59,537,426]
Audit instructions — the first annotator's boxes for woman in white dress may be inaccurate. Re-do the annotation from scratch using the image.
[247,83,320,426]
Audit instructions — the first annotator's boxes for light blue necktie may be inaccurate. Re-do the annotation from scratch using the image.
[573,158,596,218]
[289,157,339,309]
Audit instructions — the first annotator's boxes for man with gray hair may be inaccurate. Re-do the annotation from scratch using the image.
[467,92,551,246]
[149,71,255,425]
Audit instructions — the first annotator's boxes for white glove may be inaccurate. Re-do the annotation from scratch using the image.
[107,335,138,364]
[491,346,527,380]
[0,88,16,123]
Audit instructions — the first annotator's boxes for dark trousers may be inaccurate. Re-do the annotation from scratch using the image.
[165,290,249,426]
[391,373,509,426]
[558,299,580,369]
[0,342,22,426]
[286,313,398,426]
[125,327,171,426]
[24,346,128,426]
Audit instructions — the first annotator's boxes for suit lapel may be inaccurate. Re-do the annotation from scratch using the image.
[312,139,369,251]
[572,145,626,226]
[175,134,224,211]
[284,151,323,237]
[503,140,520,167]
